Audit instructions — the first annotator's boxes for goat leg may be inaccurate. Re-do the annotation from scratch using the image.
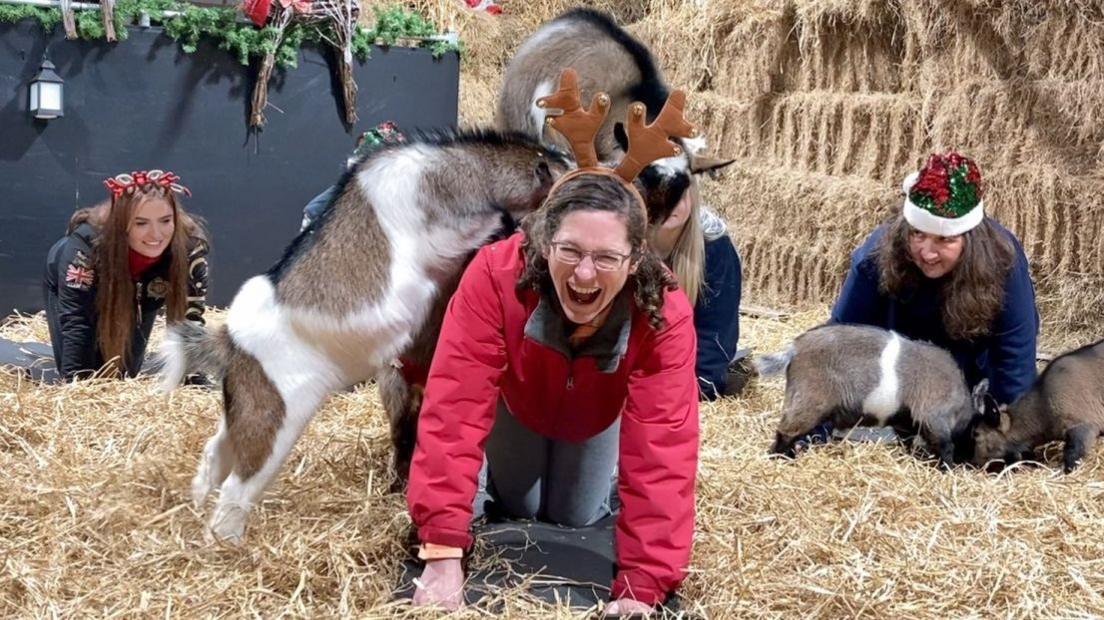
[1063,424,1098,473]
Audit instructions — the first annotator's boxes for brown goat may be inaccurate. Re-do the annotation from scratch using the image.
[973,339,1104,472]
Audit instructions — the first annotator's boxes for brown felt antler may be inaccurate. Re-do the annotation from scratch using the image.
[614,90,698,182]
[536,68,610,168]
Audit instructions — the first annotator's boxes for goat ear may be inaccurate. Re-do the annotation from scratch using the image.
[971,379,990,412]
[689,154,736,176]
[535,160,553,186]
[613,122,628,151]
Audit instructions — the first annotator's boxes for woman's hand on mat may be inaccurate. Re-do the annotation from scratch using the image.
[412,558,463,611]
[603,598,654,617]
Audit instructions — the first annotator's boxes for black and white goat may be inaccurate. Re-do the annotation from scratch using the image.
[755,324,989,468]
[160,130,570,542]
[496,7,733,225]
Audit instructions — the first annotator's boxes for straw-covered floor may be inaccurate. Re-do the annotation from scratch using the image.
[3,311,1103,619]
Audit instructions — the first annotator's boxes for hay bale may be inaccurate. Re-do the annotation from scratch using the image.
[927,79,1104,175]
[703,163,895,308]
[752,91,926,183]
[1023,5,1104,81]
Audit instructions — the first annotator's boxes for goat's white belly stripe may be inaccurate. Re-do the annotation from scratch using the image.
[862,333,901,423]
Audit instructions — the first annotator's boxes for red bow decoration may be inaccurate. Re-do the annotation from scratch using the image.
[103,170,192,199]
[242,0,272,26]
[464,0,501,15]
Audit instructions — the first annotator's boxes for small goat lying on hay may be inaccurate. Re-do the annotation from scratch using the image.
[755,324,990,468]
[973,338,1104,472]
[160,130,570,542]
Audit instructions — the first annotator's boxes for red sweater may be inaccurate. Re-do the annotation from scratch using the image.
[407,232,700,605]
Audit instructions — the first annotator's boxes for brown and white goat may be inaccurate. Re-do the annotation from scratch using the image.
[755,324,989,468]
[973,339,1104,472]
[160,130,570,542]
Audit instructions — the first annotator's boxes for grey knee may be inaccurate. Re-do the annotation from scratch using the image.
[544,499,608,528]
[486,475,542,520]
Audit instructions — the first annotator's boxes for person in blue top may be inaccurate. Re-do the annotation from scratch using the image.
[832,151,1038,404]
[806,152,1039,452]
[300,122,406,231]
[651,181,744,400]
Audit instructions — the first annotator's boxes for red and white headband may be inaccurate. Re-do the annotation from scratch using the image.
[103,170,191,199]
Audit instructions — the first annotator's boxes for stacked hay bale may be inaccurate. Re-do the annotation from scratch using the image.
[365,0,1104,345]
[641,0,1104,345]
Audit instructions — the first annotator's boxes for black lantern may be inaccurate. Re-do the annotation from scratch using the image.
[29,59,64,119]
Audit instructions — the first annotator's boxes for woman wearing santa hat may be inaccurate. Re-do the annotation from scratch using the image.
[834,152,1038,401]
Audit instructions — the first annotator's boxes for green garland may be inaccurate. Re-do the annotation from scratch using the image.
[0,1,462,68]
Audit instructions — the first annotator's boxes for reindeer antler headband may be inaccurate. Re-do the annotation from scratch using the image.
[103,170,192,200]
[536,68,698,213]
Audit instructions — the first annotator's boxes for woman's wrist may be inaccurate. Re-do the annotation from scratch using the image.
[418,543,464,561]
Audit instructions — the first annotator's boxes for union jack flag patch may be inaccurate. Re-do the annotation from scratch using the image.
[65,264,94,289]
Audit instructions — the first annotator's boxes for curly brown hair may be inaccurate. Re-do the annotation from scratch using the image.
[516,173,678,330]
[875,213,1014,340]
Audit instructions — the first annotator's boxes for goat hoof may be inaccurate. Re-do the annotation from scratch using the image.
[208,506,248,544]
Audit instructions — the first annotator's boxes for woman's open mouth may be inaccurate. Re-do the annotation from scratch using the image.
[567,282,601,305]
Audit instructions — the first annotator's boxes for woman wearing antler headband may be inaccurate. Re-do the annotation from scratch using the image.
[406,71,699,615]
[43,170,210,381]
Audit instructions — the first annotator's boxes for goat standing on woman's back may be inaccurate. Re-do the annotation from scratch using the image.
[160,131,570,542]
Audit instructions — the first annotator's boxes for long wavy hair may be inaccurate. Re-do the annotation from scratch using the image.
[875,212,1014,340]
[517,174,678,330]
[655,178,706,305]
[67,189,205,374]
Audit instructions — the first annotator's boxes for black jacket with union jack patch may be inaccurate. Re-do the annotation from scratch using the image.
[43,221,209,379]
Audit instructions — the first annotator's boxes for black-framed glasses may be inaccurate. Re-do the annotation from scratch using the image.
[549,242,632,271]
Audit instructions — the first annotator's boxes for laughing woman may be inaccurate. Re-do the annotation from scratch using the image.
[407,172,699,616]
[43,170,209,381]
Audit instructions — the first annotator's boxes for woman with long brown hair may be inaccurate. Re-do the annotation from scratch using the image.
[810,152,1039,451]
[43,170,209,380]
[833,152,1038,404]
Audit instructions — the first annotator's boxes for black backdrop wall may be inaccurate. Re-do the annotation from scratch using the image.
[0,20,459,311]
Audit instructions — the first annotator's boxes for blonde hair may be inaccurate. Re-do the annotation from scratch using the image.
[661,179,706,305]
